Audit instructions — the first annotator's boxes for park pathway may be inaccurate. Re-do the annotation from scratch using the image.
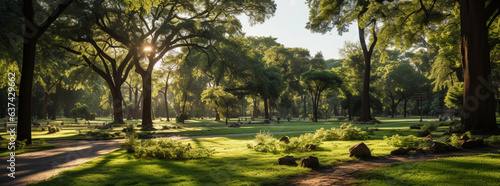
[0,131,312,185]
[0,139,123,186]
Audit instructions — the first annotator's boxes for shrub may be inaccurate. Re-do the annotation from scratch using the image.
[133,138,213,159]
[286,114,292,121]
[279,133,322,152]
[176,112,189,123]
[298,115,303,121]
[47,125,61,134]
[122,133,139,152]
[384,134,424,148]
[448,134,463,148]
[162,125,170,130]
[124,124,134,132]
[248,131,278,152]
[314,124,369,141]
[308,114,314,121]
[421,123,439,131]
[487,135,500,145]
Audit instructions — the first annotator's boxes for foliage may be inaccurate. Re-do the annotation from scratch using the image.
[201,87,239,124]
[448,134,463,149]
[47,125,61,134]
[314,124,370,141]
[247,131,278,152]
[122,134,139,152]
[384,134,426,148]
[445,82,464,109]
[133,138,214,159]
[301,69,342,122]
[70,104,90,119]
[421,123,439,132]
[285,114,292,121]
[487,135,500,145]
[175,112,189,124]
[248,131,323,152]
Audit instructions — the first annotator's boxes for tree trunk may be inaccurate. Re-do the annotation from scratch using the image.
[17,35,37,145]
[264,98,269,119]
[253,97,259,118]
[141,73,153,128]
[404,99,408,117]
[302,95,307,116]
[164,91,170,121]
[459,0,498,133]
[42,92,49,120]
[359,25,373,122]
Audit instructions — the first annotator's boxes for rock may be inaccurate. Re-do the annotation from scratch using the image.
[305,144,317,151]
[349,143,371,158]
[300,156,319,168]
[417,130,431,137]
[410,126,421,130]
[278,156,297,165]
[460,134,470,141]
[432,142,458,153]
[279,136,290,144]
[390,148,411,156]
[462,138,483,149]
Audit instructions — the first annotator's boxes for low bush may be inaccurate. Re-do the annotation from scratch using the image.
[125,137,213,159]
[384,134,428,148]
[162,125,170,130]
[247,131,323,152]
[315,124,370,141]
[487,135,500,145]
[286,114,292,121]
[448,134,463,148]
[47,125,61,134]
[176,112,189,123]
[421,123,439,131]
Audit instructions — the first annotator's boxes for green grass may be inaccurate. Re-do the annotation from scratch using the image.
[0,139,55,157]
[34,135,395,185]
[355,152,500,186]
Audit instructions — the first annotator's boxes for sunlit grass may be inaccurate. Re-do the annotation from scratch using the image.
[356,152,500,185]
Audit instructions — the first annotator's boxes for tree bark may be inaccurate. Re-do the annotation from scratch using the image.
[358,23,377,122]
[42,92,49,120]
[459,0,498,133]
[264,98,269,119]
[141,72,153,128]
[404,99,409,117]
[111,86,125,124]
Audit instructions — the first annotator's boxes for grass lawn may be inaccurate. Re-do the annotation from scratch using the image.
[355,152,500,185]
[33,135,396,185]
[0,139,55,157]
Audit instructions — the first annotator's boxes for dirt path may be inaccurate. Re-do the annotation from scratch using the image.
[0,139,123,186]
[287,146,500,186]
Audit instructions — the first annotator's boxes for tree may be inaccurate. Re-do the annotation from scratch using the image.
[301,69,342,122]
[17,0,74,144]
[307,0,386,121]
[202,87,238,125]
[387,0,500,133]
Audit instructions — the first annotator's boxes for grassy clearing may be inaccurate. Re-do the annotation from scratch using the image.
[34,135,395,185]
[355,152,500,186]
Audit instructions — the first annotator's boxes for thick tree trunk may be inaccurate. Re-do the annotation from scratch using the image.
[42,92,49,120]
[404,99,408,117]
[312,94,318,122]
[17,36,37,145]
[358,24,376,122]
[264,98,269,119]
[141,73,153,128]
[459,0,498,133]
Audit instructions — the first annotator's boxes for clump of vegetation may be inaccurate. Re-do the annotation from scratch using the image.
[314,124,370,141]
[162,125,170,130]
[487,135,500,145]
[47,125,61,134]
[421,123,439,131]
[247,131,278,152]
[123,124,134,132]
[448,134,463,148]
[247,131,322,152]
[384,134,427,148]
[123,135,213,159]
[286,114,292,121]
[176,112,189,123]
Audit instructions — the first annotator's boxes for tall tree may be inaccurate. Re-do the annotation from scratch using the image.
[300,69,342,122]
[17,0,74,144]
[307,0,386,121]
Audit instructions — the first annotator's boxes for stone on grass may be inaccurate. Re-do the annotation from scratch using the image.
[300,156,319,168]
[462,138,483,149]
[417,130,431,137]
[279,136,290,144]
[349,142,371,158]
[278,156,297,165]
[390,148,411,156]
